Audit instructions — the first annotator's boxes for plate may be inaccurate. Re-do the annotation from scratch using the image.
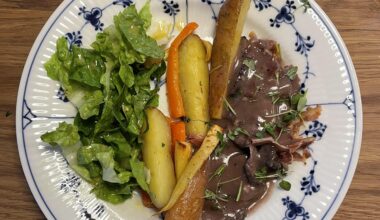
[16,0,362,219]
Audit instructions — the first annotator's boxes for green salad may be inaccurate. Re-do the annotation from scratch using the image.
[41,3,166,204]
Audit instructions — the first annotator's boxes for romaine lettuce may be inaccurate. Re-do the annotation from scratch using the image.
[41,2,164,204]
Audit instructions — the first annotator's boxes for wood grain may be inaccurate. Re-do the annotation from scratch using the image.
[0,0,378,219]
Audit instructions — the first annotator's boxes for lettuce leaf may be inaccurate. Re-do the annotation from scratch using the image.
[77,144,110,165]
[41,122,80,147]
[44,53,72,91]
[69,47,105,88]
[103,132,132,158]
[115,5,164,59]
[91,182,134,204]
[96,151,122,184]
[139,0,152,30]
[130,149,149,192]
[64,83,104,120]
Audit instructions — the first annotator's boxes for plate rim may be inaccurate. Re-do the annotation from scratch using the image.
[15,0,363,219]
[16,1,75,219]
[310,2,363,219]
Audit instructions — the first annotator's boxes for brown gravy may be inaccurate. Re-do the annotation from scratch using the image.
[202,36,300,220]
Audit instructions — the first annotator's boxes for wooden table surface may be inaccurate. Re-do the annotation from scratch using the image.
[0,0,379,219]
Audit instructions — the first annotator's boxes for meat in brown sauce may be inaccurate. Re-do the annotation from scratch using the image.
[202,36,319,220]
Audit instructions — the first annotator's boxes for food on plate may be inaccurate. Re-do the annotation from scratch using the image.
[42,4,165,204]
[142,108,176,208]
[167,22,199,119]
[164,166,207,220]
[170,121,187,153]
[179,34,210,141]
[202,33,321,219]
[40,0,322,219]
[209,0,251,119]
[161,125,222,212]
[174,141,192,178]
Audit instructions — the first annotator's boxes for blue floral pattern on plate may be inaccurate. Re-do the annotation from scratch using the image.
[161,0,180,34]
[79,7,104,31]
[202,0,225,20]
[66,31,83,49]
[302,121,327,140]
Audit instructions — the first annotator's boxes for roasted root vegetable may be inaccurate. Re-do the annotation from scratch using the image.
[167,22,199,119]
[164,166,207,220]
[160,125,222,212]
[209,0,251,119]
[142,108,176,209]
[170,121,186,152]
[179,34,210,139]
[174,141,192,178]
[202,40,213,62]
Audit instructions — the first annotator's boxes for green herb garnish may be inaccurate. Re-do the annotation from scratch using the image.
[268,90,279,97]
[256,122,278,139]
[223,97,237,116]
[243,59,264,80]
[204,189,229,202]
[227,127,249,140]
[209,164,227,181]
[255,167,287,180]
[255,167,268,180]
[272,96,281,104]
[255,167,291,191]
[214,131,227,156]
[279,180,292,191]
[297,94,307,111]
[235,181,243,202]
[286,66,298,80]
[218,176,241,186]
[214,128,249,156]
[243,59,256,71]
[300,0,311,13]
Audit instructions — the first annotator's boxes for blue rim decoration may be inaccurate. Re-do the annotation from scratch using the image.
[79,6,104,31]
[254,0,316,92]
[282,160,320,220]
[201,0,225,20]
[161,0,180,34]
[60,170,106,219]
[301,121,327,140]
[18,0,360,219]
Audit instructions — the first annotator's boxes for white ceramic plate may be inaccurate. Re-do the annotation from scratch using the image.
[16,0,362,219]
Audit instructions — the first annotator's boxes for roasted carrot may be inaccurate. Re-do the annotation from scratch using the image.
[170,121,186,153]
[167,22,199,118]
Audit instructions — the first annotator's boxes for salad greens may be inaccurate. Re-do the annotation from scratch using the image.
[41,3,166,204]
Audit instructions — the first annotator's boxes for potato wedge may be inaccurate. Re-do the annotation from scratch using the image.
[174,141,192,178]
[160,125,222,212]
[142,108,176,209]
[179,34,210,139]
[165,166,207,220]
[209,0,250,119]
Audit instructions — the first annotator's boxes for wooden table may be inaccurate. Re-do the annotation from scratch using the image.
[0,0,378,219]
